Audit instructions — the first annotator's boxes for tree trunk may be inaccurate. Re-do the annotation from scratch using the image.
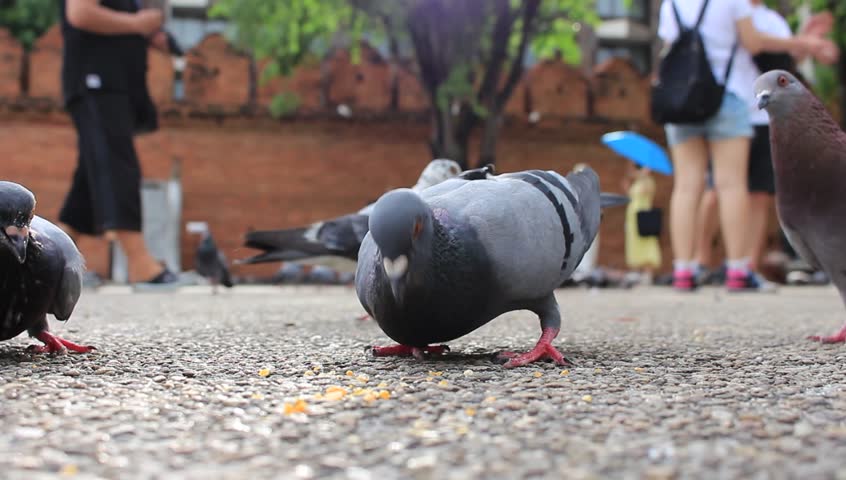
[429,105,470,168]
[478,111,502,166]
[20,49,29,95]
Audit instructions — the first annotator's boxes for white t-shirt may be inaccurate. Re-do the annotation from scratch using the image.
[738,5,793,125]
[658,0,754,100]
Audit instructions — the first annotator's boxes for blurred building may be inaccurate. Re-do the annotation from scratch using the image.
[579,0,662,74]
[166,0,226,51]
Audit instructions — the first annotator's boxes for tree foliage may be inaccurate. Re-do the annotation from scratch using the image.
[211,0,597,168]
[0,0,57,50]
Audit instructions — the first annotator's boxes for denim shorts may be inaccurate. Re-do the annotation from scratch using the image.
[664,92,754,147]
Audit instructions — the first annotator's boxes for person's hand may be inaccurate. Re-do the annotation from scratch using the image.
[801,11,834,38]
[149,30,169,53]
[133,9,163,36]
[813,37,840,65]
[797,35,840,65]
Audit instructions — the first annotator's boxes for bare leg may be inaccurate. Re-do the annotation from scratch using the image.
[710,137,752,261]
[693,189,720,267]
[113,230,167,282]
[496,295,571,368]
[669,137,709,263]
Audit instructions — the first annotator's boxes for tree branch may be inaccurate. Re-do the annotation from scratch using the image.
[496,0,540,109]
[475,0,516,105]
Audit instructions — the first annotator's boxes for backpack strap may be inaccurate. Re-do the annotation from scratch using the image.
[672,0,711,32]
[694,0,712,29]
[670,1,684,31]
[723,41,739,83]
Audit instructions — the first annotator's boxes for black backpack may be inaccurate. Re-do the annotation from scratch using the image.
[650,0,738,125]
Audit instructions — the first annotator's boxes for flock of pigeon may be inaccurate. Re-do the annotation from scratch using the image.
[0,70,844,365]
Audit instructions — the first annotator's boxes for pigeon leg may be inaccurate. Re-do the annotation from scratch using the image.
[498,295,572,368]
[807,321,846,343]
[356,314,371,321]
[369,344,450,359]
[27,331,96,354]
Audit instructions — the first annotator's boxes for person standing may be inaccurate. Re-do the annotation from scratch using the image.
[58,0,177,284]
[657,0,830,292]
[624,166,662,283]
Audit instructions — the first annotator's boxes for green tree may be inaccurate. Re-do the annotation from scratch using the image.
[0,0,59,93]
[212,0,596,168]
[0,0,56,49]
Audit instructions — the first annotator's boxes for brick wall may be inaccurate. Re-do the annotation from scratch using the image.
[0,25,687,279]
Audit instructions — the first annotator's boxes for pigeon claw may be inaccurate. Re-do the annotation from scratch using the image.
[807,331,846,343]
[369,344,450,359]
[28,331,96,354]
[497,327,572,368]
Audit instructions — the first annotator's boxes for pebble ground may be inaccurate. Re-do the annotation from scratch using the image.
[0,285,844,480]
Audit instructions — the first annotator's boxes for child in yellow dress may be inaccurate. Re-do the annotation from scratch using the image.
[624,167,662,282]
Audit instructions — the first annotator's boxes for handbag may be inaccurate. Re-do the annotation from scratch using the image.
[636,208,663,237]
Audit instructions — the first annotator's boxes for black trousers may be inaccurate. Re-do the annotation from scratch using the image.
[59,92,143,235]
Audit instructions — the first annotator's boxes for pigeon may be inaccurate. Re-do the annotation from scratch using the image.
[0,181,94,353]
[239,159,462,266]
[355,167,628,367]
[755,69,846,344]
[192,226,233,293]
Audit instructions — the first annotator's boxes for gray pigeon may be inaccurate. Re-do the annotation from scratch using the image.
[239,159,462,266]
[755,69,846,343]
[194,228,233,292]
[355,167,628,367]
[0,181,94,353]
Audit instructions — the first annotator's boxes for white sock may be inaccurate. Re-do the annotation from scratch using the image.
[727,258,750,274]
[674,260,692,272]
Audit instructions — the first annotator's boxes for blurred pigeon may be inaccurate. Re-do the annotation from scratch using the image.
[0,181,94,354]
[755,69,846,343]
[240,159,462,265]
[355,167,628,367]
[192,226,233,293]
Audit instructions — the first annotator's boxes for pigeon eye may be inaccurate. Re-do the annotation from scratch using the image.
[777,75,789,87]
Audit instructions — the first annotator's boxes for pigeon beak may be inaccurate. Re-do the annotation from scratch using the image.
[756,90,771,110]
[4,226,29,263]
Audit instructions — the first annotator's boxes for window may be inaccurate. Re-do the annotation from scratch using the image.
[596,0,649,22]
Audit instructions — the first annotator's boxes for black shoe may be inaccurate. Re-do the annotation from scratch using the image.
[133,267,180,291]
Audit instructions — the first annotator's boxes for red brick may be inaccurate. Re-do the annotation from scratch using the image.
[326,44,392,112]
[184,33,251,110]
[257,59,325,113]
[29,23,62,102]
[0,28,22,98]
[592,58,651,123]
[525,58,590,122]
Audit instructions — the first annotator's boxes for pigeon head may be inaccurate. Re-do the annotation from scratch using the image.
[754,70,807,118]
[369,188,433,304]
[0,181,36,263]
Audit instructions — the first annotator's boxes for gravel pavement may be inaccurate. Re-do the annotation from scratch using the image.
[0,285,844,480]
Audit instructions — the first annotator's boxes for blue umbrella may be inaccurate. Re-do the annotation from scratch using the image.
[601,131,673,176]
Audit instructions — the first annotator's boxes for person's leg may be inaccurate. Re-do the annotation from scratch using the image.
[710,136,752,284]
[693,188,719,268]
[58,99,99,240]
[667,133,709,289]
[84,93,173,283]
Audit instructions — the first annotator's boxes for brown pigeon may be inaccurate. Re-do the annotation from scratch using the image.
[754,69,846,344]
